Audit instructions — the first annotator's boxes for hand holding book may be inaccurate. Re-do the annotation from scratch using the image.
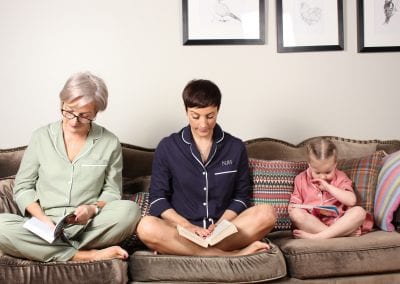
[177,219,238,248]
[23,212,77,243]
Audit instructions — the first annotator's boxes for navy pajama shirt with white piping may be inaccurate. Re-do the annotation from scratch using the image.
[149,124,250,228]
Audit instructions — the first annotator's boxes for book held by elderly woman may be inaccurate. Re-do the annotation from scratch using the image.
[177,219,238,248]
[23,212,76,243]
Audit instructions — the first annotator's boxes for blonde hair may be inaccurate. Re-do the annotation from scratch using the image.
[306,138,337,162]
[59,71,108,112]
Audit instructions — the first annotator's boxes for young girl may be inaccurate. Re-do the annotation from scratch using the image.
[288,138,373,239]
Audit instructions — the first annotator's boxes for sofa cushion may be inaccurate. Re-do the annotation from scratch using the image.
[249,159,307,230]
[337,150,385,214]
[129,241,286,283]
[270,230,400,279]
[0,255,128,284]
[374,150,400,231]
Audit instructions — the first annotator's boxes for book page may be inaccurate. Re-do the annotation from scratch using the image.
[23,217,56,243]
[207,219,238,246]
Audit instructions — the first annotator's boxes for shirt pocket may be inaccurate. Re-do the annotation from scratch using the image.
[77,159,108,189]
[213,169,237,195]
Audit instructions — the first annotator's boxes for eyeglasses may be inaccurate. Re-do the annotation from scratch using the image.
[61,109,95,124]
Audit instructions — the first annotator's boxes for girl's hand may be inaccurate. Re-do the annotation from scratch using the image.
[311,178,331,192]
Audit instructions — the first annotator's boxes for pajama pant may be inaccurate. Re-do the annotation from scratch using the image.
[0,200,140,262]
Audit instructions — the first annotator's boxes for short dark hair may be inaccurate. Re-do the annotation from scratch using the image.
[182,79,221,110]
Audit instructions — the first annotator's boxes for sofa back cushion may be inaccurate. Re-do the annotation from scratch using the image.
[246,137,380,161]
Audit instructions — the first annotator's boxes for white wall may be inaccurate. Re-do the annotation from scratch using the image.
[0,0,399,149]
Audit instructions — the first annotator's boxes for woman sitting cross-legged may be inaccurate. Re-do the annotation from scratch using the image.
[137,79,276,256]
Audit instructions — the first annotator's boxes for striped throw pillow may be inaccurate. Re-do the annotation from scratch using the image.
[374,151,400,231]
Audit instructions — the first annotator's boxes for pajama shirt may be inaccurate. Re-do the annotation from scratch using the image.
[149,124,250,228]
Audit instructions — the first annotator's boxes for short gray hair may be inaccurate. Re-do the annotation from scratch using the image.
[59,71,108,112]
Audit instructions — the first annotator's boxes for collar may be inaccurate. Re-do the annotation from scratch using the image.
[181,124,224,145]
[49,120,103,162]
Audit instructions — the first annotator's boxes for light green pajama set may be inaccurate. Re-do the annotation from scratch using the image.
[0,121,140,262]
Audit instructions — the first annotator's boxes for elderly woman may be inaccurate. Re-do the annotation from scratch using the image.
[0,72,140,262]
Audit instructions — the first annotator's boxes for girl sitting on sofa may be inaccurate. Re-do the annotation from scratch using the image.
[288,138,373,239]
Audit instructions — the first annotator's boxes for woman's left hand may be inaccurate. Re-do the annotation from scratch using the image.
[73,205,96,225]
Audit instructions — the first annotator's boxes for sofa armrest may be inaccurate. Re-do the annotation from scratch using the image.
[0,179,21,215]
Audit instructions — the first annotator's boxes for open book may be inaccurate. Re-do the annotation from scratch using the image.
[23,212,76,243]
[177,219,238,248]
[290,204,339,217]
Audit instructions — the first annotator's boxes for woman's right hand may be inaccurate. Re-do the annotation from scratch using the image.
[182,223,212,238]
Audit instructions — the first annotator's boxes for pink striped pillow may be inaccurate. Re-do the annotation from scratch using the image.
[374,151,400,231]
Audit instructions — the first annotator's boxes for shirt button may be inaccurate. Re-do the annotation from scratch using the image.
[202,172,206,175]
[203,187,207,191]
[203,202,206,206]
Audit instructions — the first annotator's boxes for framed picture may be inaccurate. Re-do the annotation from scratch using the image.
[357,0,400,52]
[276,0,344,52]
[182,0,265,45]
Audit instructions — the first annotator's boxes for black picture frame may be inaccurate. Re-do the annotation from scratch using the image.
[276,0,344,53]
[182,0,265,45]
[357,0,400,52]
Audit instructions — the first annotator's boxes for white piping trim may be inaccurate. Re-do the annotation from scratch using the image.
[233,199,247,208]
[149,198,166,207]
[215,170,237,175]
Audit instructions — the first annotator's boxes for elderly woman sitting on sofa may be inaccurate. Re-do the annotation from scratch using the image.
[0,72,140,262]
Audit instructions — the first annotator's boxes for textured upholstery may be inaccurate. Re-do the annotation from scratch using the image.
[130,241,286,283]
[270,230,400,279]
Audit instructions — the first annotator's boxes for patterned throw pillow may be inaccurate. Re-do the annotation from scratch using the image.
[248,158,308,230]
[337,151,386,214]
[374,150,400,231]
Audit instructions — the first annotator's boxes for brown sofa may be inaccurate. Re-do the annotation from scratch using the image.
[1,136,400,283]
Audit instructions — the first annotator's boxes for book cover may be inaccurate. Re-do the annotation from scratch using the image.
[290,204,339,217]
[23,212,76,243]
[177,219,238,248]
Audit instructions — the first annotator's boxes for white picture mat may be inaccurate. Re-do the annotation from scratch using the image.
[363,0,400,47]
[281,0,339,47]
[187,0,260,39]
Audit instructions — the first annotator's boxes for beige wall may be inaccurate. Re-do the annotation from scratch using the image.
[0,0,398,149]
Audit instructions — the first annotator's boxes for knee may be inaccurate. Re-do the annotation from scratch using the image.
[253,204,277,228]
[107,200,141,228]
[136,216,160,244]
[288,207,305,223]
[351,206,367,221]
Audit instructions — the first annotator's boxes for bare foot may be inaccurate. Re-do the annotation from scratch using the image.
[72,246,129,261]
[234,241,270,256]
[293,229,323,240]
[348,228,362,237]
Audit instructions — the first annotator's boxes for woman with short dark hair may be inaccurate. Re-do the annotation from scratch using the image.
[137,79,276,256]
